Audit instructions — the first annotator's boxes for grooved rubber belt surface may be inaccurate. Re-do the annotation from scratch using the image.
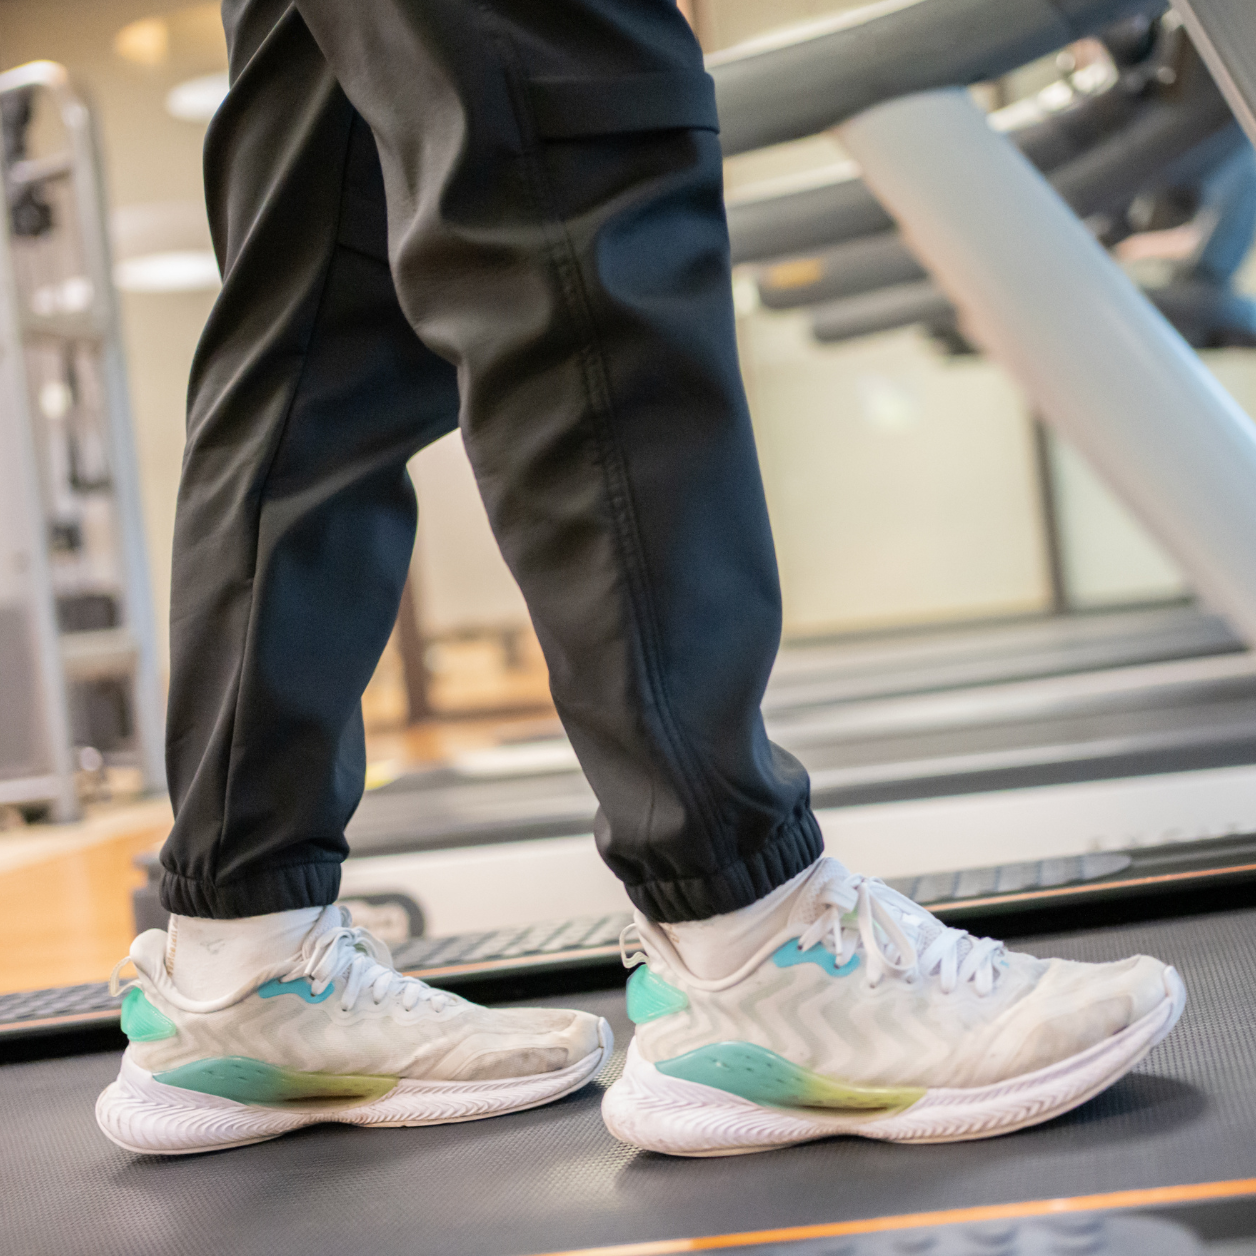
[3,910,1255,1256]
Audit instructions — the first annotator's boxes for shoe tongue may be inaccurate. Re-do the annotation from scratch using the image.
[786,857,854,931]
[911,915,976,972]
[301,904,350,955]
[307,904,395,973]
[313,903,347,936]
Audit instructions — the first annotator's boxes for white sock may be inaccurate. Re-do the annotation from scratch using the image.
[660,860,819,980]
[165,906,324,1000]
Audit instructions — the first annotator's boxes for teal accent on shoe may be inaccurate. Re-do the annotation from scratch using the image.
[626,966,689,1024]
[771,938,860,978]
[655,1041,924,1112]
[154,1056,398,1106]
[257,976,334,1004]
[119,988,177,1043]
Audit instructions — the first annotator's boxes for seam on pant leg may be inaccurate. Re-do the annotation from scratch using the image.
[479,11,725,850]
[197,103,359,896]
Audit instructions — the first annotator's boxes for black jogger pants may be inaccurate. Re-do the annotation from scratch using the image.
[159,0,824,923]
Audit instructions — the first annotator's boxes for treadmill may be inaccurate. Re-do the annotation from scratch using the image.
[6,833,1256,1255]
[5,1,1256,1252]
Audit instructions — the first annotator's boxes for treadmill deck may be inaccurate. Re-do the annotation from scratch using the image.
[2,908,1255,1256]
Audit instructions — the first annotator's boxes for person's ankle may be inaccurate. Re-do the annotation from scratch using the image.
[658,860,819,981]
[164,906,325,1000]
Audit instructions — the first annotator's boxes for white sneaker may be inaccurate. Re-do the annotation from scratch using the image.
[602,858,1184,1156]
[97,906,612,1154]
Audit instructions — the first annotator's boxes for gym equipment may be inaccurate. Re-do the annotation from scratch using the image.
[731,17,1231,270]
[0,62,163,819]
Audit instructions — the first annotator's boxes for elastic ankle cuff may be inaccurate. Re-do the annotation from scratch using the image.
[159,861,341,919]
[625,804,824,923]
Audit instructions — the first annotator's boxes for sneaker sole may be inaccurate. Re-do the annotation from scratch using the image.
[96,1017,613,1155]
[602,967,1185,1156]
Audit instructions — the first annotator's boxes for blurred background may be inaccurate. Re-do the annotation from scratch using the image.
[4,0,1256,993]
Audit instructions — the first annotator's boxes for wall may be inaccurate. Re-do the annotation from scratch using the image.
[739,313,1053,634]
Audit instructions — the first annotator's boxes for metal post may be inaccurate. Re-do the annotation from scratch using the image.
[68,88,167,793]
[838,89,1256,643]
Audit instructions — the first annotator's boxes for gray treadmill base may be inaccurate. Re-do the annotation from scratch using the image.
[2,909,1254,1256]
[343,608,1251,858]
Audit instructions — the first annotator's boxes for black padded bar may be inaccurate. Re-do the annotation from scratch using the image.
[810,277,951,341]
[809,241,1256,348]
[729,175,895,268]
[759,232,925,309]
[1052,86,1238,219]
[709,0,1168,156]
[807,125,1246,341]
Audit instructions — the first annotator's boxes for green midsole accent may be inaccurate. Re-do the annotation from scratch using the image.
[153,1056,398,1106]
[655,1041,925,1112]
[257,976,335,1004]
[626,966,690,1024]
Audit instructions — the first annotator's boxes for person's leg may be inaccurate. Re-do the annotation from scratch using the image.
[97,0,610,1157]
[292,0,824,924]
[159,0,461,918]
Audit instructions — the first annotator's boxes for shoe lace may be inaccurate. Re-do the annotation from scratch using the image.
[798,873,1005,996]
[284,919,454,1014]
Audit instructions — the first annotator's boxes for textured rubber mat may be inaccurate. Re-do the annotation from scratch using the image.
[2,910,1255,1256]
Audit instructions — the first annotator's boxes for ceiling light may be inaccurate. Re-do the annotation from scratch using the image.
[114,17,169,67]
[114,250,220,294]
[165,73,229,122]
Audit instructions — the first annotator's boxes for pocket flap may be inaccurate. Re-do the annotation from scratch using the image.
[527,71,719,138]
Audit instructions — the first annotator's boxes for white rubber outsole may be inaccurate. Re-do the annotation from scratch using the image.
[602,968,1185,1156]
[96,1018,613,1155]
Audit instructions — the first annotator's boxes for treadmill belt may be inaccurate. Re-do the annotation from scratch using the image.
[3,909,1255,1256]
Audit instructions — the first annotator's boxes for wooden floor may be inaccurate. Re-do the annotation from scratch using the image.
[0,711,561,997]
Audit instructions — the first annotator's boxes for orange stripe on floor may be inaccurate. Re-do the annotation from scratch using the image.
[533,1178,1256,1256]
